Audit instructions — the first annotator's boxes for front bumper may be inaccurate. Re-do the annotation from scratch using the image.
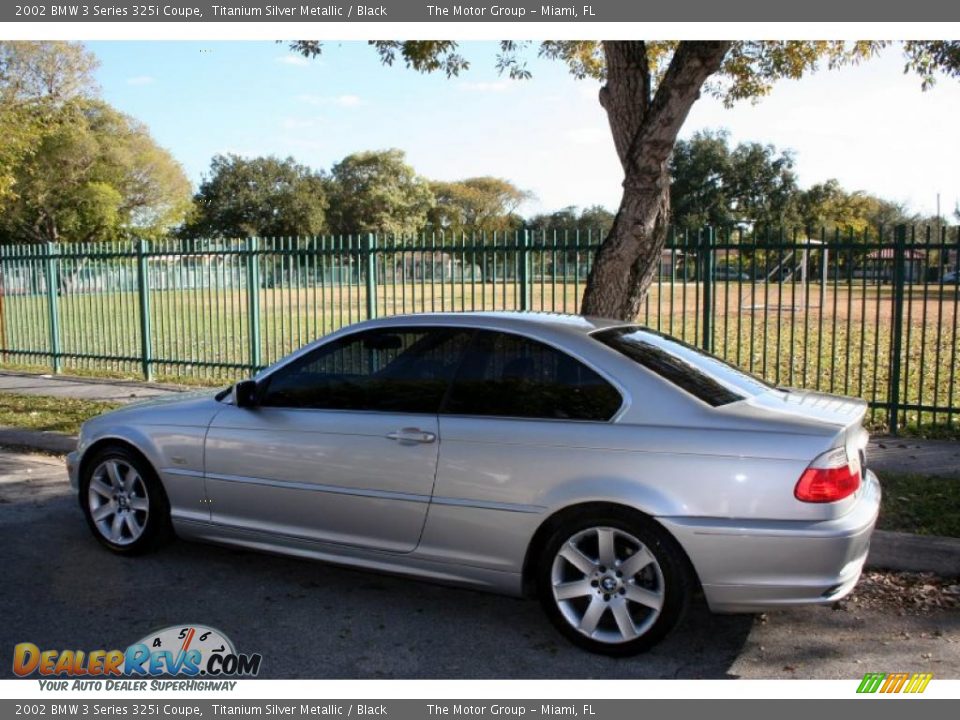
[659,469,881,613]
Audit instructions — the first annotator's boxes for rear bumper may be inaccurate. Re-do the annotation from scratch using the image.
[658,469,881,613]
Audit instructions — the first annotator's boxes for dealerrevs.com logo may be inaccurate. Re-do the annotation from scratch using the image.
[13,624,262,689]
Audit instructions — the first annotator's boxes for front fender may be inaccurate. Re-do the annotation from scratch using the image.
[77,420,210,525]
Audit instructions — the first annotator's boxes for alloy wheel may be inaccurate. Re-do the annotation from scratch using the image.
[87,459,150,546]
[549,526,665,645]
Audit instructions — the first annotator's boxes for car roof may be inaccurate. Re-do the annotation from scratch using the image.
[358,311,628,337]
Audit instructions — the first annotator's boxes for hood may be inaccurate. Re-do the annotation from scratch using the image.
[84,389,224,429]
[114,388,222,412]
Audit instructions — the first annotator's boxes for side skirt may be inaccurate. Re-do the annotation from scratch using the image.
[172,518,524,597]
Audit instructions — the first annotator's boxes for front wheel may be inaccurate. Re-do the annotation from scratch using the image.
[79,446,172,555]
[536,509,692,655]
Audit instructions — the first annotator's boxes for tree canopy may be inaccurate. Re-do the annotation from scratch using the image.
[183,154,328,239]
[427,176,530,235]
[0,41,100,204]
[291,39,960,319]
[0,42,190,244]
[0,100,190,244]
[326,149,435,237]
[670,131,919,235]
[528,205,616,235]
[670,130,799,229]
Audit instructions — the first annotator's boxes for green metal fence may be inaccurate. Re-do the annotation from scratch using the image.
[1,226,958,434]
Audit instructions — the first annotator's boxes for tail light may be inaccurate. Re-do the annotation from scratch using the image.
[795,447,861,503]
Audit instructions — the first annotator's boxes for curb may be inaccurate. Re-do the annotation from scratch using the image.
[866,530,960,576]
[0,427,76,454]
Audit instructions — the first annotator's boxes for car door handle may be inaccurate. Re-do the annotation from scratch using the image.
[386,428,437,444]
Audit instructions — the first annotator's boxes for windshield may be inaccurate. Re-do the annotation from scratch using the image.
[594,326,778,407]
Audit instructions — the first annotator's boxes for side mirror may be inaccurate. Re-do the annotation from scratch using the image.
[234,379,259,409]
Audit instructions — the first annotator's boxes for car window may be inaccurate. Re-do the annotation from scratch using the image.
[260,327,473,413]
[443,330,622,421]
[594,326,775,406]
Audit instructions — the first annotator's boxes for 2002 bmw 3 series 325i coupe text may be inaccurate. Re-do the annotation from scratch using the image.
[67,312,880,655]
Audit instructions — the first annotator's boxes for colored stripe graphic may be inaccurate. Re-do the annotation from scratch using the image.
[857,672,932,694]
[857,673,886,693]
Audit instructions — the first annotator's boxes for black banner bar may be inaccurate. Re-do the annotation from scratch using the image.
[0,700,957,719]
[3,0,959,23]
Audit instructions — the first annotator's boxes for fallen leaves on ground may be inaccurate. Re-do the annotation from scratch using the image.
[835,571,960,614]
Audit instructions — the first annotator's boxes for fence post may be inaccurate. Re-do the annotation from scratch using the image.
[518,228,532,311]
[246,237,262,373]
[887,225,907,435]
[700,227,715,353]
[136,239,153,381]
[44,242,62,374]
[365,233,377,320]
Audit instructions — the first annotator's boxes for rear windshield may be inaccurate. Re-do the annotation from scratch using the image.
[594,326,776,407]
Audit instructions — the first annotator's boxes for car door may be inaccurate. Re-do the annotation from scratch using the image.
[204,326,473,553]
[420,330,625,567]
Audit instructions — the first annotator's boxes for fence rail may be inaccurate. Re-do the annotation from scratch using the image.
[1,225,958,435]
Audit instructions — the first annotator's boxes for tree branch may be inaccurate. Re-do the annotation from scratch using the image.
[599,41,651,170]
[624,41,732,184]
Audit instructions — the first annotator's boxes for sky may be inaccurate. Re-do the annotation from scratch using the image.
[86,40,960,218]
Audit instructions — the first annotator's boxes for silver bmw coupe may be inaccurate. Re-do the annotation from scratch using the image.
[68,312,880,655]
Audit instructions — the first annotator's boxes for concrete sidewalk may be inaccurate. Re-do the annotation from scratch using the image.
[0,370,186,403]
[868,437,960,478]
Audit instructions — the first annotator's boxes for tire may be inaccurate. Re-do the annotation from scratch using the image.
[79,445,173,555]
[536,508,692,656]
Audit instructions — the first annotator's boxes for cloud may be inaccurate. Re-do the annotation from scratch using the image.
[296,93,362,108]
[277,54,310,67]
[565,127,607,145]
[126,76,155,86]
[577,83,602,100]
[458,80,514,93]
[280,117,319,130]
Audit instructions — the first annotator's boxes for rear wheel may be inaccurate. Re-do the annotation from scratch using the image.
[80,446,172,555]
[536,509,692,655]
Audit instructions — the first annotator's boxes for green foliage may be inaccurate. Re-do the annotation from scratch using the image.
[902,41,960,90]
[326,149,434,236]
[795,179,916,235]
[728,142,798,228]
[0,100,191,244]
[0,42,189,244]
[0,392,119,436]
[670,130,735,228]
[290,40,960,115]
[370,41,470,78]
[428,177,530,235]
[670,131,918,235]
[183,154,328,239]
[0,41,99,204]
[877,472,960,537]
[670,130,798,229]
[528,205,615,235]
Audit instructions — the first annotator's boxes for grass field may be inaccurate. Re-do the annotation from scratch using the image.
[1,279,958,435]
[877,472,960,537]
[0,393,119,435]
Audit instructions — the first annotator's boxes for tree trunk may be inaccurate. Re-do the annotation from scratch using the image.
[580,41,731,320]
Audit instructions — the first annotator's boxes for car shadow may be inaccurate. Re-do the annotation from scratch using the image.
[1,489,753,679]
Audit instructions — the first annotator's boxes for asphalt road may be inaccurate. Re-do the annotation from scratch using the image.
[1,449,957,680]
